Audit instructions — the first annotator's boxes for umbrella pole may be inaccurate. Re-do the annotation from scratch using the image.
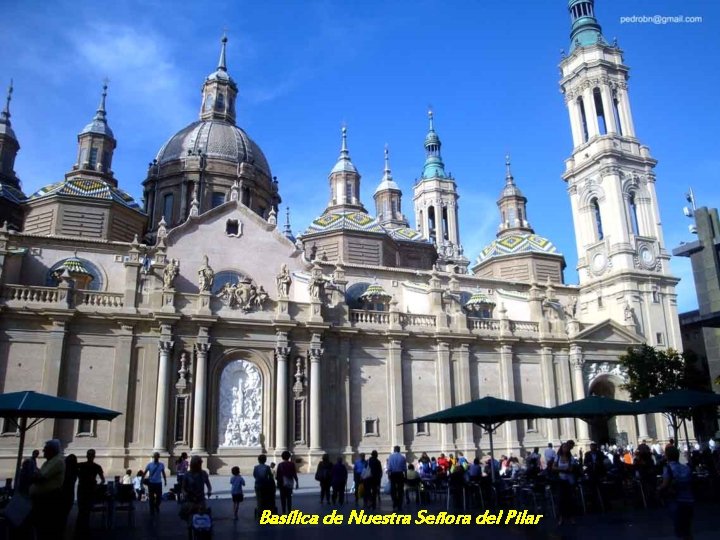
[14,417,27,491]
[488,424,496,484]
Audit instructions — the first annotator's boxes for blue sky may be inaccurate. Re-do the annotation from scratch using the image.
[1,0,718,313]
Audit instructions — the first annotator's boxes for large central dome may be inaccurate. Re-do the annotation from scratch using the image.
[155,119,271,178]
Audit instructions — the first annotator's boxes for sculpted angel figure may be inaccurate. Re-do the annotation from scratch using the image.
[308,272,326,301]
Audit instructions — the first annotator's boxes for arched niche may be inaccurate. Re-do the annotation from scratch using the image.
[217,359,263,448]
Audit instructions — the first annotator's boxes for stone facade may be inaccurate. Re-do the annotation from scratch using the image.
[0,3,683,475]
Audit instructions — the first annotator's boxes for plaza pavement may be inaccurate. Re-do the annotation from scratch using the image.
[70,474,718,540]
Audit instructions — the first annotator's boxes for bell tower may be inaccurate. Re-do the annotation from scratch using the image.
[412,111,468,272]
[560,0,681,348]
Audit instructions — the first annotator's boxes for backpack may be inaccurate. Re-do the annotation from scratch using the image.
[192,513,212,531]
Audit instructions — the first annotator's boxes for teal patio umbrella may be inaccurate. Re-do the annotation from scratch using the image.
[404,396,551,482]
[0,391,121,487]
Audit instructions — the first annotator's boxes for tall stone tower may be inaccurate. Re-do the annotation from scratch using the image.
[413,111,468,272]
[559,0,681,348]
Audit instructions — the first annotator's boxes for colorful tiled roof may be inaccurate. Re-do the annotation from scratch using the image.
[476,233,561,264]
[56,256,93,276]
[360,282,392,302]
[0,182,25,204]
[304,211,385,234]
[28,177,143,212]
[385,226,424,242]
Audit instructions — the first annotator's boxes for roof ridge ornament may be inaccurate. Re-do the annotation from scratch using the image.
[1,79,12,124]
[218,32,228,72]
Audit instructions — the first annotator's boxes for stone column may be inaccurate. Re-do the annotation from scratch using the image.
[192,340,210,452]
[570,345,590,442]
[556,351,574,439]
[309,334,323,451]
[340,338,353,455]
[582,87,600,138]
[540,346,558,442]
[275,335,290,453]
[386,339,404,449]
[617,88,636,137]
[109,323,135,451]
[499,343,519,450]
[436,341,453,451]
[568,97,582,145]
[456,344,473,451]
[600,85,618,133]
[39,318,70,441]
[637,414,650,440]
[153,335,173,452]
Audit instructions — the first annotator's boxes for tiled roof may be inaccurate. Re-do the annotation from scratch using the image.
[28,177,143,212]
[476,233,560,264]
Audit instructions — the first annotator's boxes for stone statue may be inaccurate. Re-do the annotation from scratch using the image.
[308,272,326,301]
[219,360,262,447]
[276,264,292,297]
[624,301,635,322]
[163,258,179,290]
[198,255,214,292]
[218,277,268,312]
[255,286,269,308]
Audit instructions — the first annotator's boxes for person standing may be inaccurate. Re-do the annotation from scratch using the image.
[253,454,275,514]
[180,456,211,520]
[352,453,367,505]
[276,451,299,514]
[144,452,167,515]
[17,449,40,496]
[230,466,246,520]
[60,454,78,528]
[330,457,348,506]
[315,454,333,504]
[658,446,694,540]
[175,452,189,487]
[387,446,407,511]
[29,439,66,540]
[555,442,576,526]
[365,450,383,510]
[76,449,105,536]
[544,442,557,469]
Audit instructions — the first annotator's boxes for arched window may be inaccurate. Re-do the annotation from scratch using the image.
[213,270,245,294]
[591,198,604,241]
[593,88,607,135]
[428,206,436,241]
[163,193,174,224]
[628,193,640,236]
[215,92,225,111]
[345,181,353,203]
[577,97,589,143]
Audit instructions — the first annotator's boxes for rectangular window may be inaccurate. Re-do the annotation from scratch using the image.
[77,419,96,436]
[211,191,225,208]
[656,333,664,346]
[363,417,379,437]
[174,396,187,444]
[526,418,537,432]
[88,148,98,170]
[416,422,429,436]
[163,193,174,223]
[1,417,19,435]
[293,399,305,443]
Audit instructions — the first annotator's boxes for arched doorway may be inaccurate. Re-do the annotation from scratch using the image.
[587,375,637,446]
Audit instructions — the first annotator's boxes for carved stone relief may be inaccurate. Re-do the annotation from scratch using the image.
[218,360,262,447]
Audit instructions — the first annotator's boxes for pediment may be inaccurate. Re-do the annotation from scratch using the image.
[159,201,308,295]
[574,319,643,346]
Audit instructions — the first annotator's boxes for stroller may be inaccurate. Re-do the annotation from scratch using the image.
[180,502,212,540]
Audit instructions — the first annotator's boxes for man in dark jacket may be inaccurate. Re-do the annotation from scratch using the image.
[364,450,383,510]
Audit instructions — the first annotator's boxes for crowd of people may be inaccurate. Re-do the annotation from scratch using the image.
[11,436,720,539]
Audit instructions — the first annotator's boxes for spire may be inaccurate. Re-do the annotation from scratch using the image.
[568,0,606,51]
[80,81,114,138]
[1,79,12,125]
[330,125,358,174]
[218,32,228,72]
[283,206,295,241]
[421,109,447,179]
[497,154,532,236]
[383,145,392,182]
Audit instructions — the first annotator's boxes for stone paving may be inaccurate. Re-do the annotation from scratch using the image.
[67,474,718,540]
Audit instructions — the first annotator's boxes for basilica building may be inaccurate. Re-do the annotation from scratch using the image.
[0,1,683,474]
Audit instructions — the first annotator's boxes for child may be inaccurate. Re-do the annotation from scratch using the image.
[230,466,245,520]
[122,469,133,485]
[133,469,145,501]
